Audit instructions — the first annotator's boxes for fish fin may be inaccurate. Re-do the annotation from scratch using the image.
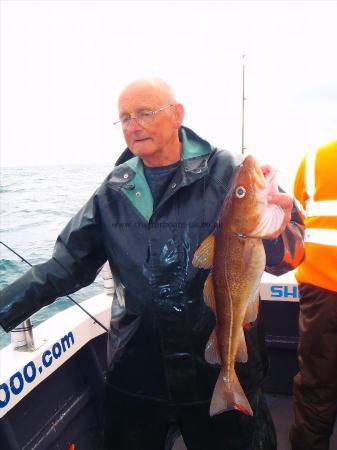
[192,234,215,269]
[243,293,260,324]
[205,329,221,365]
[210,370,253,417]
[235,328,248,363]
[204,275,221,365]
[203,273,216,312]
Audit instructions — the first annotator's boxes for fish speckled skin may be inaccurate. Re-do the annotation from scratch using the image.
[193,155,284,416]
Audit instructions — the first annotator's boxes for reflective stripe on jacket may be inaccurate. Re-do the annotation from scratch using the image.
[294,140,337,291]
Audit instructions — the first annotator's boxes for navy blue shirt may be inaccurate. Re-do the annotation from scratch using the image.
[143,160,181,209]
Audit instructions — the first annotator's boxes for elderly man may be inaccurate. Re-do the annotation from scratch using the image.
[0,79,304,450]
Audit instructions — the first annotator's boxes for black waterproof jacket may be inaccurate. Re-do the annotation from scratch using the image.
[0,126,304,405]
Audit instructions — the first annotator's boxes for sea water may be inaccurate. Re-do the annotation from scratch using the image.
[0,164,114,349]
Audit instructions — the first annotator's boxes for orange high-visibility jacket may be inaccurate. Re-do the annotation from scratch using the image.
[294,140,337,292]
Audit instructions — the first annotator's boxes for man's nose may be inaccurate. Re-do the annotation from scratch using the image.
[126,117,142,132]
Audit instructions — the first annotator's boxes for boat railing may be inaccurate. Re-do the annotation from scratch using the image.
[9,261,115,352]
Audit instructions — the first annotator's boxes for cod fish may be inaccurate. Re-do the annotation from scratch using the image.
[193,155,284,416]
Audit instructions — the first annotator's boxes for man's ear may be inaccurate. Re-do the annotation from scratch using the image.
[173,103,185,129]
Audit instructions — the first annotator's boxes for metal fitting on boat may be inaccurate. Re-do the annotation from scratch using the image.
[10,319,35,351]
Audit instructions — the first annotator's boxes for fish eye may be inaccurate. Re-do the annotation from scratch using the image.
[235,186,246,198]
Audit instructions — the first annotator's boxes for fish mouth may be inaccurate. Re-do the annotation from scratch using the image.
[244,155,266,191]
[263,169,277,188]
[252,166,266,190]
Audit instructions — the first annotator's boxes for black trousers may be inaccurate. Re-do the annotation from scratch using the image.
[102,386,276,450]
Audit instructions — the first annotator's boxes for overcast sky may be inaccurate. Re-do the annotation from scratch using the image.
[1,0,337,191]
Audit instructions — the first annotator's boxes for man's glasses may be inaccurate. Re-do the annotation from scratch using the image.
[113,104,174,130]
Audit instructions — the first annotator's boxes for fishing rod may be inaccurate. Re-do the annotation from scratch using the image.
[0,241,109,333]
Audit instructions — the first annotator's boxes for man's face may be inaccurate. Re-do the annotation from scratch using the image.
[118,83,183,166]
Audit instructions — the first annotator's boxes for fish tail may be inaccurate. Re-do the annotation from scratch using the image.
[210,370,253,417]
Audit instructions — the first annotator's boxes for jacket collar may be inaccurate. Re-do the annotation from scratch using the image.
[108,126,213,221]
[114,126,211,168]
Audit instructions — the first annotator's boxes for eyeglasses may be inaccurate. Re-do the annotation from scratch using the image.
[113,104,174,130]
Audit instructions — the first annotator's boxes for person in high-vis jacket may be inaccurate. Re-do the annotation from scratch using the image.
[0,79,305,450]
[290,141,337,450]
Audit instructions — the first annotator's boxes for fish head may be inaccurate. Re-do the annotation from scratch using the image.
[222,154,284,237]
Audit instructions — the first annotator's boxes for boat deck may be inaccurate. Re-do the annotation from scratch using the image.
[173,394,337,450]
